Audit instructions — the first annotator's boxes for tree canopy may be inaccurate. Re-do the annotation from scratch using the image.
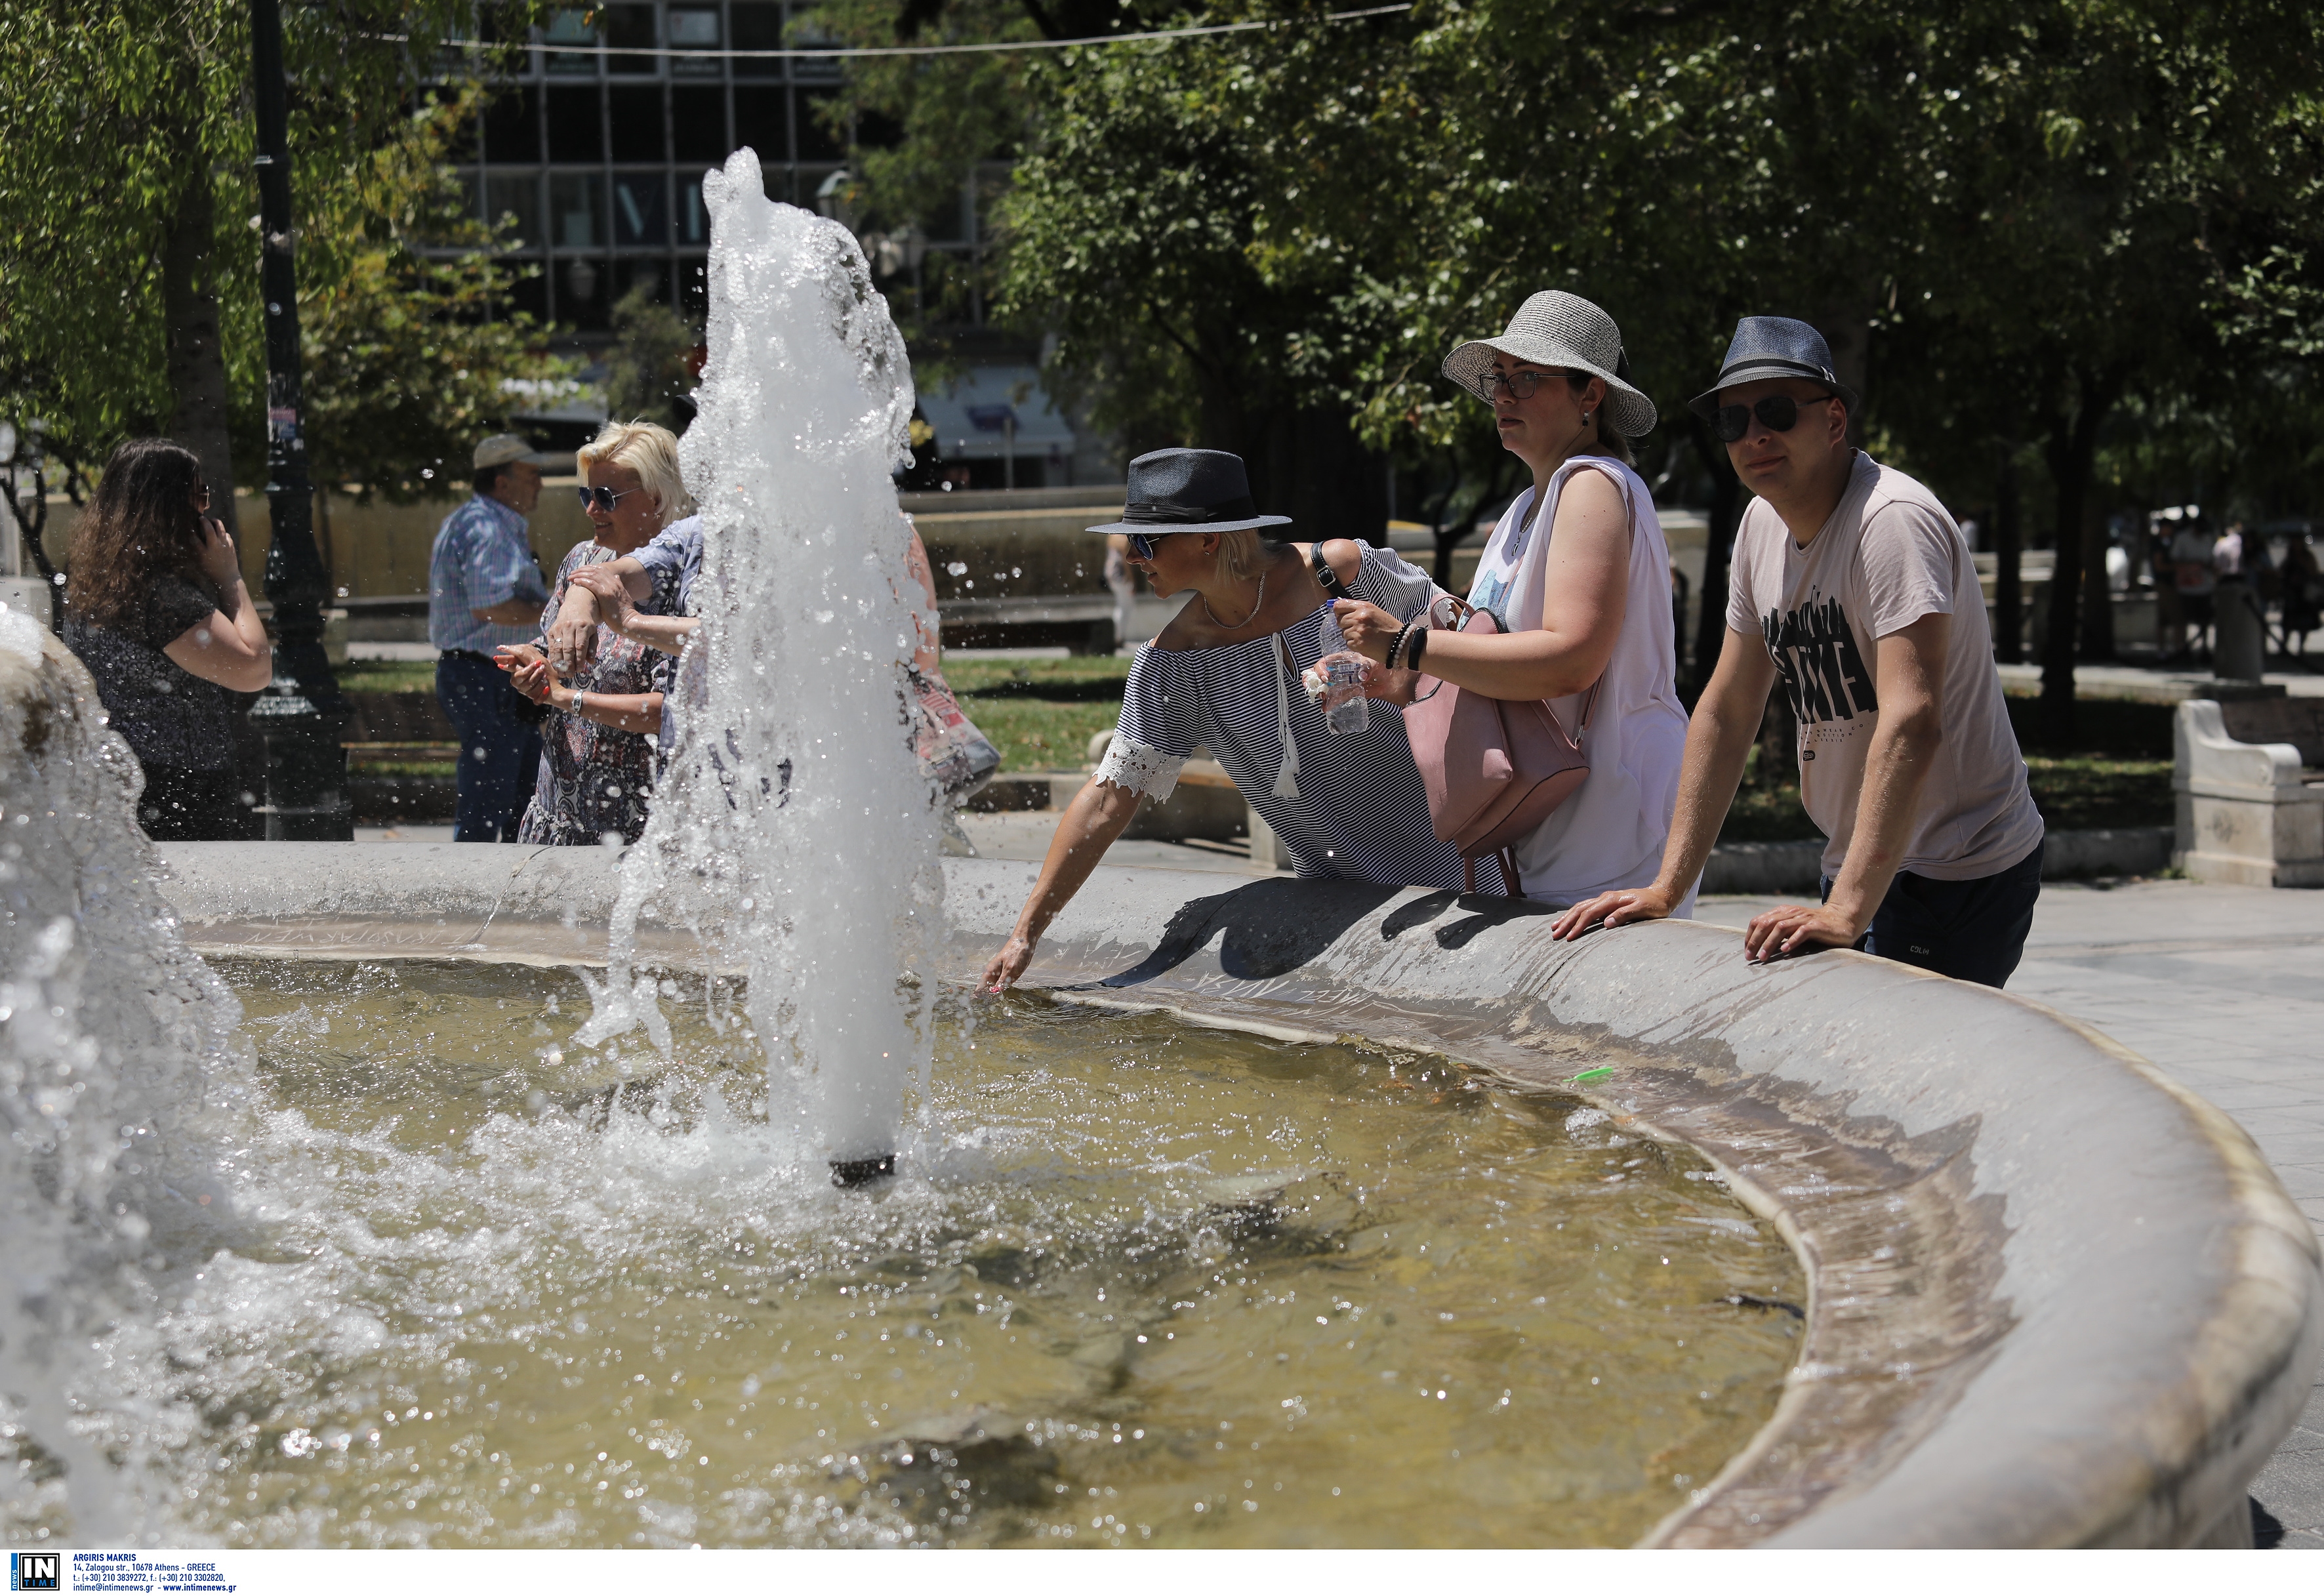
[0,2,560,520]
[818,0,2324,717]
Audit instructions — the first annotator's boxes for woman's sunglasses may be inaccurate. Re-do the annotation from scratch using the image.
[577,485,645,512]
[1713,393,1836,443]
[1126,531,1162,560]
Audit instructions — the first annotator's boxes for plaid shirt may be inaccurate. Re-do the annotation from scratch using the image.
[428,494,549,653]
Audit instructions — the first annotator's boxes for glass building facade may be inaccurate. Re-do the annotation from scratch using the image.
[458,3,983,334]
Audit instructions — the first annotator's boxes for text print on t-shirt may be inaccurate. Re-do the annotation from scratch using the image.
[1761,590,1877,760]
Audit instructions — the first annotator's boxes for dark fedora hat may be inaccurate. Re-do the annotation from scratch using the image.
[1086,448,1292,536]
[1688,316,1860,420]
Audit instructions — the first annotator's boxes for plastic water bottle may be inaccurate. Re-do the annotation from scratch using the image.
[1322,653,1370,735]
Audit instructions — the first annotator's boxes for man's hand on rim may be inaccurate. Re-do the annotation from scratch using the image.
[1740,901,1864,964]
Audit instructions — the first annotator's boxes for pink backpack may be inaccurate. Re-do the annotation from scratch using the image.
[1403,599,1600,897]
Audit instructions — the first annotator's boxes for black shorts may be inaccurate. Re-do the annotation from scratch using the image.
[1820,839,2045,989]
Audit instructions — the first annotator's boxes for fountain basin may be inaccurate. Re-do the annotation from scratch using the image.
[156,842,2323,1547]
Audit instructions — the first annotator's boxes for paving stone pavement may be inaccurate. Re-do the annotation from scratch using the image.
[1697,880,2324,1549]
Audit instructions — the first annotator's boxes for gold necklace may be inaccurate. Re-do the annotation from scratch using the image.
[1200,566,1268,630]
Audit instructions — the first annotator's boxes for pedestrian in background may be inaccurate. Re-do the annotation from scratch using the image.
[62,438,272,839]
[429,433,558,842]
[2282,531,2321,655]
[2167,511,2216,663]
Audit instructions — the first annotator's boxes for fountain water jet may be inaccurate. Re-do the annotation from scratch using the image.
[0,613,251,1540]
[577,148,940,1181]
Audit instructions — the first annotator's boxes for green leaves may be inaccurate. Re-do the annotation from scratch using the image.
[0,2,553,490]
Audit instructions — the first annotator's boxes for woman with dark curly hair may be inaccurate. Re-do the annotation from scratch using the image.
[62,438,272,839]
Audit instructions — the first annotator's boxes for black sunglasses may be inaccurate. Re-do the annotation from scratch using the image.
[577,485,646,512]
[1713,393,1835,443]
[1480,367,1583,401]
[1126,531,1162,559]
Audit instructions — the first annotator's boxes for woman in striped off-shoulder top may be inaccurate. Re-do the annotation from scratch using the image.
[982,449,1465,991]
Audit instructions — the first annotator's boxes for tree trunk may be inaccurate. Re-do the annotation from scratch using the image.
[162,173,238,535]
[1428,457,1467,588]
[2037,373,2111,747]
[1995,444,2023,665]
[1688,415,1742,695]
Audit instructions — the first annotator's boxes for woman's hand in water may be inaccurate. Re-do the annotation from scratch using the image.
[981,933,1037,992]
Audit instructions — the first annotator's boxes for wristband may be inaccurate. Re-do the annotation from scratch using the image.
[1406,625,1427,672]
[1381,623,1404,670]
[575,689,587,716]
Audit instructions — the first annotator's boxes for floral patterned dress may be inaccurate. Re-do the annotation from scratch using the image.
[517,541,682,846]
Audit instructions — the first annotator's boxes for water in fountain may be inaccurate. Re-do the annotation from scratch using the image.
[577,148,941,1178]
[0,615,251,1540]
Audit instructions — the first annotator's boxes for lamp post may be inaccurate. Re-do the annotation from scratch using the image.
[247,0,350,840]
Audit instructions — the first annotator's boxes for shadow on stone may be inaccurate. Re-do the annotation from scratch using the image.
[2252,1494,2285,1549]
[1095,877,1401,987]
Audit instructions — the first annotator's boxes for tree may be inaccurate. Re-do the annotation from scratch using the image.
[0,3,542,523]
[298,87,571,501]
[602,283,699,437]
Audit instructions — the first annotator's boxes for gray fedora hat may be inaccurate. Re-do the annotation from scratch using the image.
[1688,316,1860,420]
[1440,290,1658,438]
[1086,448,1292,536]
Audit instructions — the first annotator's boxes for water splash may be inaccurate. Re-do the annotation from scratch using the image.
[582,147,942,1171]
[0,620,251,1540]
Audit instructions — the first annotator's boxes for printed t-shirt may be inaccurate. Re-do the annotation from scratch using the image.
[1724,451,2043,882]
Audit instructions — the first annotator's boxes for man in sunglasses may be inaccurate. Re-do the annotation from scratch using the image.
[1554,317,2045,987]
[429,433,558,842]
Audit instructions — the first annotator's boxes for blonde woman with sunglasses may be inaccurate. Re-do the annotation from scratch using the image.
[495,420,689,845]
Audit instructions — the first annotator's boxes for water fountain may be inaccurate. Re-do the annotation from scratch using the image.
[580,149,939,1184]
[5,146,2316,1545]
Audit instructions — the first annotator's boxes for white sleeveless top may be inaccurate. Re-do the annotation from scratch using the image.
[1467,455,1695,912]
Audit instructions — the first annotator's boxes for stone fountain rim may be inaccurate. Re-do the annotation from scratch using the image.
[152,842,2323,1548]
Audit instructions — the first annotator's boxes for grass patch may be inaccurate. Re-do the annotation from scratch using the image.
[944,656,1131,771]
[1716,745,2171,844]
[2003,689,2174,758]
[336,658,439,695]
[352,760,458,779]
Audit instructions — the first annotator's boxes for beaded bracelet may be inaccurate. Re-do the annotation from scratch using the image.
[1386,622,1414,671]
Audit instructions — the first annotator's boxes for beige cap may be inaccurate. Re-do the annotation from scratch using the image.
[472,433,561,470]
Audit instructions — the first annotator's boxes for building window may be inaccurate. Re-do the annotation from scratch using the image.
[550,173,605,249]
[613,173,669,248]
[733,85,790,163]
[672,84,728,163]
[450,3,1000,337]
[607,83,665,161]
[544,7,598,75]
[668,6,722,75]
[729,3,785,79]
[547,85,603,162]
[676,176,710,247]
[486,173,542,249]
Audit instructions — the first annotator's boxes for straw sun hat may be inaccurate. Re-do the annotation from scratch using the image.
[1440,291,1658,438]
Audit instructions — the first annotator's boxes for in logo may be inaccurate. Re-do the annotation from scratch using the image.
[10,1553,60,1593]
